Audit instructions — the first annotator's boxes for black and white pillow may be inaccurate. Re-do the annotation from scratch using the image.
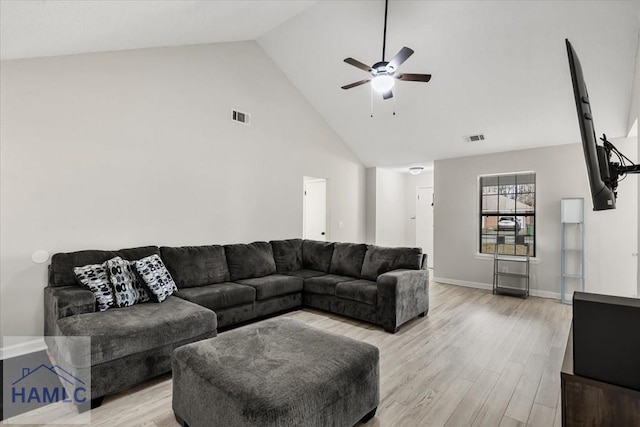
[134,254,177,303]
[106,257,150,307]
[73,262,115,311]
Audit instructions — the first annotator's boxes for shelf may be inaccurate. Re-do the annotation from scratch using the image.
[493,243,530,299]
[561,199,585,305]
[496,272,528,278]
[494,286,529,298]
[494,256,529,263]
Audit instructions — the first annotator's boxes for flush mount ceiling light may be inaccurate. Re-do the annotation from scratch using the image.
[340,0,432,100]
[409,166,424,175]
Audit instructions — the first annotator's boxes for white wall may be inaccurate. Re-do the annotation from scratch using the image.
[404,171,434,246]
[0,41,366,344]
[373,168,406,247]
[434,141,637,299]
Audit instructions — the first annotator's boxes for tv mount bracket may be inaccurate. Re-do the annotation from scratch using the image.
[601,133,640,198]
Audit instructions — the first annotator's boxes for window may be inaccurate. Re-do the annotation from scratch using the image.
[480,172,535,256]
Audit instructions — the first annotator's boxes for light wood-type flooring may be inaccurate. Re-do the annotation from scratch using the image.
[6,281,572,426]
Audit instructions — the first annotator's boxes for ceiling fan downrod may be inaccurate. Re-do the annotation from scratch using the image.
[382,0,389,61]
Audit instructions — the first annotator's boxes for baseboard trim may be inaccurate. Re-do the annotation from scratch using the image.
[433,277,560,300]
[0,338,47,360]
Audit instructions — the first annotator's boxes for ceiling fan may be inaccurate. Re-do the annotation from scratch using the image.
[341,0,431,100]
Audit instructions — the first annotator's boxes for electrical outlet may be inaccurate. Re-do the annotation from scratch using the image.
[338,221,344,229]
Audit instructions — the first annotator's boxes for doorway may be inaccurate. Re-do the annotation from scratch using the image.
[303,177,327,241]
[416,187,434,268]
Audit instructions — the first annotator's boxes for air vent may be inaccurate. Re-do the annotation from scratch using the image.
[232,110,251,125]
[464,134,485,142]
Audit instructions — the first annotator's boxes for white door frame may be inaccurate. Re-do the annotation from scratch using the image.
[303,177,328,241]
[416,186,434,269]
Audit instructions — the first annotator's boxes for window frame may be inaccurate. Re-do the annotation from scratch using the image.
[478,172,536,257]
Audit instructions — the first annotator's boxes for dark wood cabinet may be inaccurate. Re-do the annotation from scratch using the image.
[561,325,640,426]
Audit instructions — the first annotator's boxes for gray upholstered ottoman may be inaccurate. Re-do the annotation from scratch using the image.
[172,318,379,427]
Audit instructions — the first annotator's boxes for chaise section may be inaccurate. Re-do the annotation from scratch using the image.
[175,283,255,310]
[52,296,217,401]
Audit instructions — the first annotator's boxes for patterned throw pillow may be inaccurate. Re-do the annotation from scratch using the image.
[133,254,177,303]
[73,262,115,311]
[106,257,150,307]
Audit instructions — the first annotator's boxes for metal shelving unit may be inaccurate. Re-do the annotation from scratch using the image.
[493,244,530,298]
[561,198,585,304]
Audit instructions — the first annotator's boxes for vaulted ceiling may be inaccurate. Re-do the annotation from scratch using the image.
[2,1,639,168]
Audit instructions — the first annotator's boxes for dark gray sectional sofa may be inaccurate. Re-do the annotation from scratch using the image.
[44,239,429,407]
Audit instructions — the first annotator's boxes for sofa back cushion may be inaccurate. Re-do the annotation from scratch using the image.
[360,245,423,281]
[160,246,230,288]
[49,246,160,287]
[329,242,368,278]
[302,240,334,273]
[270,239,303,273]
[224,242,277,281]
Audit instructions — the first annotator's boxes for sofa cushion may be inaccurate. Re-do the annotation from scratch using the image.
[270,239,303,273]
[282,269,326,279]
[236,274,303,300]
[329,242,368,278]
[133,254,177,303]
[160,246,230,288]
[175,283,256,310]
[303,274,355,296]
[73,261,115,311]
[360,245,423,281]
[302,240,334,273]
[225,242,276,281]
[50,246,160,287]
[56,296,217,366]
[335,280,378,305]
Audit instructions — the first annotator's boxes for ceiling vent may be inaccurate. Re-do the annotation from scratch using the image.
[232,110,251,125]
[464,134,485,142]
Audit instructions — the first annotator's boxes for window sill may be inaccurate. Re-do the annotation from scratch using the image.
[474,253,540,264]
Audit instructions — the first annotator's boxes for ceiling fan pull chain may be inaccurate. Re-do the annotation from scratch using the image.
[370,87,374,117]
[393,92,397,116]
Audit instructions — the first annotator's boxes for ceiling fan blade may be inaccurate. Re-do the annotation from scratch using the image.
[387,47,414,70]
[382,89,394,100]
[397,73,432,82]
[341,78,372,90]
[344,57,373,73]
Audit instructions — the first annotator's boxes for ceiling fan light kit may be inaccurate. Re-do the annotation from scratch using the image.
[341,0,431,101]
[371,75,395,93]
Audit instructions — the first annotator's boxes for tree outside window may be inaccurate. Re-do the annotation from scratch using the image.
[480,172,535,256]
